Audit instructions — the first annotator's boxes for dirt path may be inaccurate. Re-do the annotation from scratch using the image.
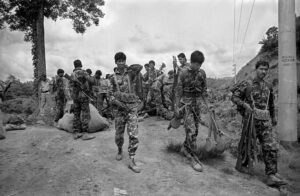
[0,117,298,196]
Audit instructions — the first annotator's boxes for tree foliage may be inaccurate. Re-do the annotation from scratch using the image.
[0,0,105,97]
[259,17,300,57]
[0,75,34,100]
[258,26,278,54]
[0,0,105,37]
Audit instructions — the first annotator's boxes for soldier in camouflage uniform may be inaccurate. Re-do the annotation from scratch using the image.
[93,70,112,117]
[153,70,174,120]
[177,53,190,71]
[175,50,207,172]
[70,60,95,140]
[231,60,286,186]
[53,69,70,124]
[109,52,142,173]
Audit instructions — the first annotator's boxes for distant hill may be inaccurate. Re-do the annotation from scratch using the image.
[236,52,280,92]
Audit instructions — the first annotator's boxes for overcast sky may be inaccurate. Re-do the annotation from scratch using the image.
[0,0,299,81]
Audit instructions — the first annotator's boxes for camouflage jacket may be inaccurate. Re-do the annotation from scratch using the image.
[109,67,140,105]
[92,77,111,95]
[70,68,94,100]
[154,74,174,93]
[231,78,275,119]
[177,62,190,74]
[52,75,71,99]
[176,67,207,102]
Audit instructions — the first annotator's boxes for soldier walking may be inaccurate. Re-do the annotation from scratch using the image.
[231,60,286,186]
[175,50,207,172]
[109,52,142,173]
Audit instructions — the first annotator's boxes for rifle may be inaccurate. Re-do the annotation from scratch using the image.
[64,74,95,102]
[235,111,257,175]
[171,56,179,112]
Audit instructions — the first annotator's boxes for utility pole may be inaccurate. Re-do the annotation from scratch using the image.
[233,64,237,84]
[278,0,297,144]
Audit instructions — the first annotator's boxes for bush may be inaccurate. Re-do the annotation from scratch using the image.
[1,97,37,114]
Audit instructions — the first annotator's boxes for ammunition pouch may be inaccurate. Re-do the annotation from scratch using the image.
[253,108,270,121]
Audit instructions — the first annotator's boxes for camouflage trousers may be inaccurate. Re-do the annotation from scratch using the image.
[254,119,278,175]
[54,96,66,122]
[73,97,90,133]
[115,108,139,158]
[181,97,202,157]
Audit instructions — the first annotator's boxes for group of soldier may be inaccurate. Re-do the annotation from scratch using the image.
[41,49,286,186]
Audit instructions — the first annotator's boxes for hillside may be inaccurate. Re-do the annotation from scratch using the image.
[236,52,280,92]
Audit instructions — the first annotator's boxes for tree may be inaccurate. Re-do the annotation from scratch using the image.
[0,0,105,97]
[258,26,278,54]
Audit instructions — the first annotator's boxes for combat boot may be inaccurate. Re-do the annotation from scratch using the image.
[73,132,83,140]
[180,146,192,159]
[191,157,203,172]
[116,148,123,161]
[81,133,95,140]
[128,158,141,173]
[266,174,287,186]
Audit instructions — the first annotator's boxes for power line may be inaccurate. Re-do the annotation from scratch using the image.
[237,0,256,62]
[233,0,237,84]
[236,0,244,44]
[233,0,236,65]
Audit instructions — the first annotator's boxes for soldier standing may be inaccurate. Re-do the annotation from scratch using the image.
[53,69,70,125]
[177,53,190,71]
[39,74,51,117]
[92,70,102,112]
[69,60,95,140]
[231,60,286,186]
[109,52,142,173]
[93,70,111,117]
[175,50,207,172]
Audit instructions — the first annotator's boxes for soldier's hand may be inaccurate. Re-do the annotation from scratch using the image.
[174,107,180,118]
[65,100,73,113]
[272,118,277,126]
[114,100,127,110]
[243,103,253,113]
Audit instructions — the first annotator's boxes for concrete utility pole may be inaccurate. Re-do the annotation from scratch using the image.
[278,0,297,143]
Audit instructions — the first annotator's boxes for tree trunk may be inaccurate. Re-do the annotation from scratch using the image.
[36,0,46,80]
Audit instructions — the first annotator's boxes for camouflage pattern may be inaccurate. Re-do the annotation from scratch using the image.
[73,97,90,133]
[53,76,69,122]
[92,77,111,116]
[148,68,158,86]
[70,68,93,133]
[231,78,278,175]
[254,120,278,175]
[115,109,139,158]
[176,67,207,157]
[153,74,174,120]
[109,67,141,158]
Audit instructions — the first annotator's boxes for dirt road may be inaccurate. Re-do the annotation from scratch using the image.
[0,117,298,196]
